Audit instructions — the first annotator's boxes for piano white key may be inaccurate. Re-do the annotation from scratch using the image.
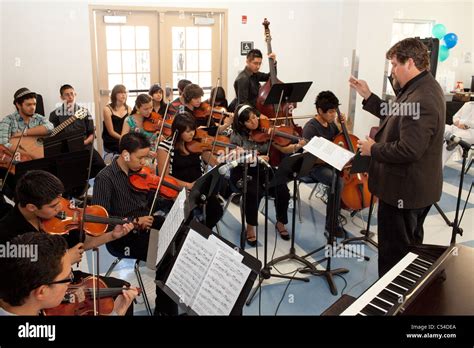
[399,274,416,283]
[341,252,419,316]
[376,296,394,307]
[367,302,387,313]
[404,269,422,278]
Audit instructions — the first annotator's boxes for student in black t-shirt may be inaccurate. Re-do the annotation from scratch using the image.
[302,91,348,237]
[49,84,105,178]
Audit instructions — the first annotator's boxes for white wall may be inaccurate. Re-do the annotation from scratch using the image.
[1,0,473,139]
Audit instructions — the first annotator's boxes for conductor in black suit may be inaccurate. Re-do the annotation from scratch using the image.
[350,38,445,277]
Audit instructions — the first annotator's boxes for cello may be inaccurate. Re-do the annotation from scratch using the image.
[333,108,374,211]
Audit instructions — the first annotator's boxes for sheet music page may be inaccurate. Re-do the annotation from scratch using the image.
[208,234,243,262]
[303,136,355,171]
[191,248,251,315]
[165,229,217,306]
[156,189,187,266]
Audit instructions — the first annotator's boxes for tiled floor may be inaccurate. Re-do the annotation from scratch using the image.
[82,157,473,315]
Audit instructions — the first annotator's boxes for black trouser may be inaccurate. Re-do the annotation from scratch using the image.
[72,270,134,316]
[230,164,290,226]
[305,164,344,229]
[377,200,431,277]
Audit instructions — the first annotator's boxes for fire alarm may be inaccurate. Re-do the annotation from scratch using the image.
[242,15,247,24]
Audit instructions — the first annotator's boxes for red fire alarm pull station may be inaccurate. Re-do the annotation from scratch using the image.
[242,15,247,24]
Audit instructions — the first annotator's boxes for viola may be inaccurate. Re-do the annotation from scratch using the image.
[44,275,141,316]
[142,111,163,132]
[250,117,304,147]
[129,166,181,199]
[209,106,233,121]
[333,108,374,211]
[193,102,212,119]
[41,197,133,237]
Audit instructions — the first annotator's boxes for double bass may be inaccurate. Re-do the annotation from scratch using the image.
[256,18,300,133]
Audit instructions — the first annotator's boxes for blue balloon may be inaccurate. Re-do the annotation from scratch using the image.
[439,45,449,62]
[432,24,446,39]
[444,33,458,49]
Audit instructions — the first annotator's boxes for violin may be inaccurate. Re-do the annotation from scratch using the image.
[41,197,133,237]
[185,128,236,154]
[142,111,174,138]
[129,166,181,199]
[333,108,374,211]
[44,275,141,316]
[0,144,33,175]
[250,117,304,147]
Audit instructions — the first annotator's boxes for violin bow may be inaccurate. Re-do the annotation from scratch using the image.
[0,126,27,193]
[148,130,178,218]
[206,77,220,128]
[151,101,171,163]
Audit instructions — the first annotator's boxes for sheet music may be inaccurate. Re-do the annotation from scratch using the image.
[208,234,243,262]
[303,136,355,171]
[165,229,216,306]
[191,248,251,315]
[156,189,187,266]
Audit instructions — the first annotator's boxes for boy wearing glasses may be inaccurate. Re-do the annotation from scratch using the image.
[0,232,136,316]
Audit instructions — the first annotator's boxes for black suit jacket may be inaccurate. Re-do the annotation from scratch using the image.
[363,71,445,209]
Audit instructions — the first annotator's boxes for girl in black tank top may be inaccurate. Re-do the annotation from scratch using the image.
[102,104,129,153]
[156,112,223,228]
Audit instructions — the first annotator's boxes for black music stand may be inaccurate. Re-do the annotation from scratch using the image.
[246,152,316,305]
[155,220,261,315]
[299,162,350,295]
[15,150,90,198]
[341,151,378,248]
[43,129,85,158]
[264,81,313,107]
[185,164,222,219]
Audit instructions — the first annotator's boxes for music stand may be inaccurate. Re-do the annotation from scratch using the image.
[264,81,313,106]
[43,129,85,158]
[246,152,315,305]
[343,151,378,248]
[15,150,90,197]
[155,220,262,315]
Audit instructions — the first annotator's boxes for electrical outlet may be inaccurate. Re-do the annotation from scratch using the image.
[464,52,472,64]
[14,57,21,67]
[343,57,349,67]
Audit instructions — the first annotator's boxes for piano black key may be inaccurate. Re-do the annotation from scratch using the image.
[408,262,427,275]
[366,303,386,315]
[412,257,433,269]
[387,283,406,296]
[401,270,420,282]
[379,289,399,304]
[392,277,411,291]
[360,303,384,316]
[371,297,392,311]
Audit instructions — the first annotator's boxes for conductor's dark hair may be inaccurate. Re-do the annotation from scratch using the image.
[16,170,64,208]
[315,91,340,113]
[119,132,151,154]
[0,232,68,306]
[246,49,263,60]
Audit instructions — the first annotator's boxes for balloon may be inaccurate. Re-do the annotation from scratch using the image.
[439,45,450,62]
[443,33,458,49]
[432,24,446,39]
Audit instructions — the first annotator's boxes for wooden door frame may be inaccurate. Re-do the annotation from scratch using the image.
[89,5,228,154]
